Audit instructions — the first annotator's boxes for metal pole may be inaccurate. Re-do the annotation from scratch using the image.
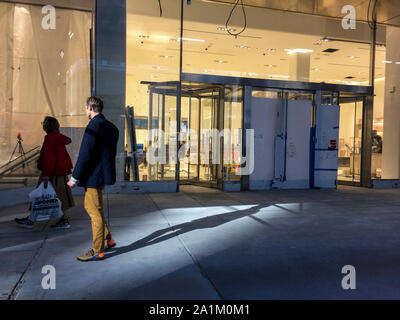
[175,0,184,190]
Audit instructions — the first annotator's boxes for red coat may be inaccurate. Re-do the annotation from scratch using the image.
[37,132,73,177]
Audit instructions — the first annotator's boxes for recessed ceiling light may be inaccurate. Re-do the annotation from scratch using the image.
[285,49,313,54]
[264,64,277,68]
[313,68,322,71]
[177,37,205,42]
[160,55,173,59]
[347,56,359,59]
[17,7,29,14]
[214,60,228,63]
[396,62,400,65]
[152,66,167,70]
[382,60,393,64]
[217,26,237,32]
[268,74,290,79]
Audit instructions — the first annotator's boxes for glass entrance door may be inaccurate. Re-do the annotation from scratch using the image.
[146,81,242,189]
[199,90,220,185]
[179,84,223,188]
[338,99,363,183]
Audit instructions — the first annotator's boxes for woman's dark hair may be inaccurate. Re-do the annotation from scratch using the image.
[42,116,60,133]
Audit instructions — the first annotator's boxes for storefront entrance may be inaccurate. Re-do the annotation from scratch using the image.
[337,94,373,187]
[338,97,364,184]
[144,82,228,188]
[180,84,224,188]
[141,74,373,190]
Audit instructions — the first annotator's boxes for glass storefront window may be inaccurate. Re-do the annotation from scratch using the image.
[223,85,243,182]
[182,0,372,85]
[126,0,181,181]
[372,45,386,179]
[0,2,92,190]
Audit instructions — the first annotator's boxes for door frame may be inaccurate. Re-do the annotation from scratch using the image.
[181,84,225,189]
[337,94,373,187]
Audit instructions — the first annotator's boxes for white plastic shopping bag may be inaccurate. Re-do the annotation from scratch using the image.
[29,182,63,222]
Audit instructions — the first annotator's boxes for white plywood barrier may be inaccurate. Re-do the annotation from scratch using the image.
[249,97,280,190]
[249,97,311,190]
[314,104,340,189]
[284,100,312,188]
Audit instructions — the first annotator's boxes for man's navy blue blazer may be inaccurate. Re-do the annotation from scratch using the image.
[72,113,119,188]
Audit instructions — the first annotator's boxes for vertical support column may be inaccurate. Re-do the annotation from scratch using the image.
[175,0,184,190]
[364,18,376,186]
[161,93,166,180]
[369,21,377,87]
[361,95,373,187]
[289,53,310,82]
[241,85,252,191]
[148,88,153,180]
[217,86,224,189]
[197,98,201,181]
[382,26,400,180]
[188,96,191,180]
[94,0,126,182]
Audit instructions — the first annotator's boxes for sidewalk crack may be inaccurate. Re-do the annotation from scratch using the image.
[8,235,48,300]
[147,194,224,300]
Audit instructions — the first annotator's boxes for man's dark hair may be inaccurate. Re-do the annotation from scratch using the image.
[42,116,60,133]
[86,96,104,113]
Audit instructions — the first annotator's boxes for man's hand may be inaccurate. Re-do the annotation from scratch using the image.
[67,180,76,189]
[42,176,50,189]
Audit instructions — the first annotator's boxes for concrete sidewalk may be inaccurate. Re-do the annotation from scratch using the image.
[2,185,400,300]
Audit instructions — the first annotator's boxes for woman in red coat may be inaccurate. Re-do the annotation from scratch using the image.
[15,117,75,229]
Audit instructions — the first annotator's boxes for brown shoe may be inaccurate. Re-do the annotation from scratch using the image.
[77,249,105,262]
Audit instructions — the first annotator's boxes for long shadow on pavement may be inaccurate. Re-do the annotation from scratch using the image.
[105,204,273,259]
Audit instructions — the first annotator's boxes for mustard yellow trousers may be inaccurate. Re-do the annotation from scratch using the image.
[84,187,111,253]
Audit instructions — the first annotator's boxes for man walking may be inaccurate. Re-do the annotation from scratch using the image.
[67,96,119,262]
